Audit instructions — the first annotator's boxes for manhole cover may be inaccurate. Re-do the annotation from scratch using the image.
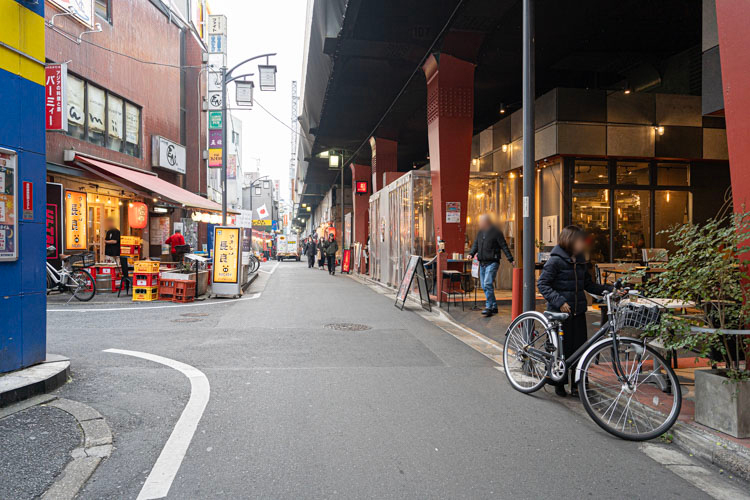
[172,318,202,323]
[181,313,209,317]
[325,323,372,331]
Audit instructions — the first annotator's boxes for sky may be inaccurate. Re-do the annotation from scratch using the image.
[208,0,309,204]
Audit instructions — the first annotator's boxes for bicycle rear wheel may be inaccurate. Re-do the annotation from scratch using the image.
[70,269,96,302]
[578,338,681,441]
[503,313,553,393]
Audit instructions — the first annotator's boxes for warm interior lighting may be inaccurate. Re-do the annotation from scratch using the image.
[666,191,670,203]
[509,172,515,179]
[502,144,508,153]
[655,126,665,136]
[623,89,631,95]
[472,158,478,166]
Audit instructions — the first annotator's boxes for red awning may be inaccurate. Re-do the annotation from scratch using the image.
[74,155,226,213]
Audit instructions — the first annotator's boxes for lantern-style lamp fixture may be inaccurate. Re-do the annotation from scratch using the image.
[258,65,277,91]
[236,80,254,107]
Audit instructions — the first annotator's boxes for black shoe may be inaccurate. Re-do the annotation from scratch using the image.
[569,387,579,398]
[491,307,499,314]
[555,385,568,397]
[481,308,493,317]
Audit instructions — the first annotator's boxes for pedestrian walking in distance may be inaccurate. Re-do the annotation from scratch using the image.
[318,237,327,270]
[306,237,317,269]
[468,214,514,317]
[537,225,612,398]
[324,233,338,275]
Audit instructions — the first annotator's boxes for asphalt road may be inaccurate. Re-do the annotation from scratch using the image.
[44,260,719,499]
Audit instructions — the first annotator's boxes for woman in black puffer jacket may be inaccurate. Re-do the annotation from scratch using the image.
[537,225,612,397]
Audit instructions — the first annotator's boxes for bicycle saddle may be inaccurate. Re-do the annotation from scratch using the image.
[544,311,569,322]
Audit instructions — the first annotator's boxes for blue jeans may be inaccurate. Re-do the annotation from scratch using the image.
[479,262,499,310]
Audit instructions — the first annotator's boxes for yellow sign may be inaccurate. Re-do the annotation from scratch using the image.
[65,190,87,250]
[213,227,240,283]
[252,219,271,227]
[208,148,222,168]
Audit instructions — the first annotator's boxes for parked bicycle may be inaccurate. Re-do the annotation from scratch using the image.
[46,247,97,302]
[503,281,681,441]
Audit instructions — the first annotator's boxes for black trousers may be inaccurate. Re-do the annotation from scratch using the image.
[319,254,325,268]
[327,255,336,274]
[307,254,315,268]
[118,256,130,279]
[557,312,589,387]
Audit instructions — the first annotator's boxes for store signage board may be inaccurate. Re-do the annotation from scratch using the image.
[207,53,226,70]
[446,202,461,223]
[212,226,242,297]
[394,255,431,311]
[0,148,18,261]
[238,210,253,228]
[355,181,368,194]
[151,135,186,174]
[46,183,64,263]
[341,249,351,274]
[208,71,223,92]
[252,219,271,227]
[208,34,227,55]
[22,181,32,220]
[208,148,222,168]
[209,129,223,149]
[45,63,67,131]
[208,91,223,110]
[64,190,87,250]
[207,15,227,35]
[48,0,95,27]
[208,111,223,129]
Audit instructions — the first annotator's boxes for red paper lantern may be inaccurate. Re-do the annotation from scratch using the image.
[128,202,148,229]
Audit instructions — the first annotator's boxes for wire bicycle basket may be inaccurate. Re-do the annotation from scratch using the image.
[614,300,662,331]
[66,252,96,269]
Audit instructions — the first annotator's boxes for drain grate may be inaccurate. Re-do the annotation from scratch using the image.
[172,318,202,323]
[325,323,372,332]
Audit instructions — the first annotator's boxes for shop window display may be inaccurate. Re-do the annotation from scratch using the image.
[614,190,650,262]
[574,160,608,184]
[616,162,649,185]
[573,188,610,263]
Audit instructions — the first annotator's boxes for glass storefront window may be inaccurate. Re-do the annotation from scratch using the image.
[614,190,650,262]
[658,163,690,186]
[655,190,691,253]
[573,188,610,263]
[575,160,608,184]
[617,161,650,185]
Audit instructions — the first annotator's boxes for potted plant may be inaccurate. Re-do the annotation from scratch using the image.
[640,213,750,438]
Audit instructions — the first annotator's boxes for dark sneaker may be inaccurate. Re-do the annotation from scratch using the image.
[481,309,494,317]
[491,308,499,314]
[555,385,568,397]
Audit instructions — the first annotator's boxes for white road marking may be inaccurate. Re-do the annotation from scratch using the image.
[48,293,260,313]
[640,443,750,500]
[104,349,210,500]
[258,261,281,274]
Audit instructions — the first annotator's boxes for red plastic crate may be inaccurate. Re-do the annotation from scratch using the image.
[172,279,196,303]
[134,273,159,287]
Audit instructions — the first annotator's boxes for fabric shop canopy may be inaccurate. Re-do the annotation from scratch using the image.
[74,155,227,213]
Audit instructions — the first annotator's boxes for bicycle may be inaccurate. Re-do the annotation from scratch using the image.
[46,247,97,302]
[502,282,681,441]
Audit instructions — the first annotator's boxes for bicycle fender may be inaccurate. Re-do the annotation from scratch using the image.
[573,336,640,383]
[505,311,559,351]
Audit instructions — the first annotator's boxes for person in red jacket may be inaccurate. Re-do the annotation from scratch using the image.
[165,229,186,262]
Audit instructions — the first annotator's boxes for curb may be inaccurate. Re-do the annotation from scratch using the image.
[349,272,750,484]
[41,398,113,500]
[0,355,71,408]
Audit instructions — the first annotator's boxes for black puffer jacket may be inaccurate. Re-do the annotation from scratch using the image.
[469,226,514,264]
[537,245,611,314]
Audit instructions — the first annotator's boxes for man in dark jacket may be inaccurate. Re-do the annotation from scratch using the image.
[324,234,338,275]
[306,237,317,268]
[469,214,514,316]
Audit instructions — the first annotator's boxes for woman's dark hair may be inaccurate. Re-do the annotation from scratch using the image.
[558,225,586,255]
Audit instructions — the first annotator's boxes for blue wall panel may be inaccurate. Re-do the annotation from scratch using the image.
[0,0,47,373]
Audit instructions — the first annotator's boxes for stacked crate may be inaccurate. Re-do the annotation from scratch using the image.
[133,261,160,302]
[158,277,177,301]
[172,280,196,303]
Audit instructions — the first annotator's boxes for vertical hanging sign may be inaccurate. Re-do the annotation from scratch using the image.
[65,190,87,250]
[45,63,67,131]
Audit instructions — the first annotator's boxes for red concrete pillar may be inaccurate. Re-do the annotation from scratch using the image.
[369,137,398,192]
[422,53,475,300]
[715,1,750,211]
[349,163,371,272]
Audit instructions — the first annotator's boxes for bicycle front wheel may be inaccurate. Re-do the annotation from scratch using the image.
[70,269,96,302]
[503,313,553,394]
[578,338,681,441]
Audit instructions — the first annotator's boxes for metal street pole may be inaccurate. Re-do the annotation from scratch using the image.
[522,0,536,311]
[221,65,228,225]
[340,163,344,247]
